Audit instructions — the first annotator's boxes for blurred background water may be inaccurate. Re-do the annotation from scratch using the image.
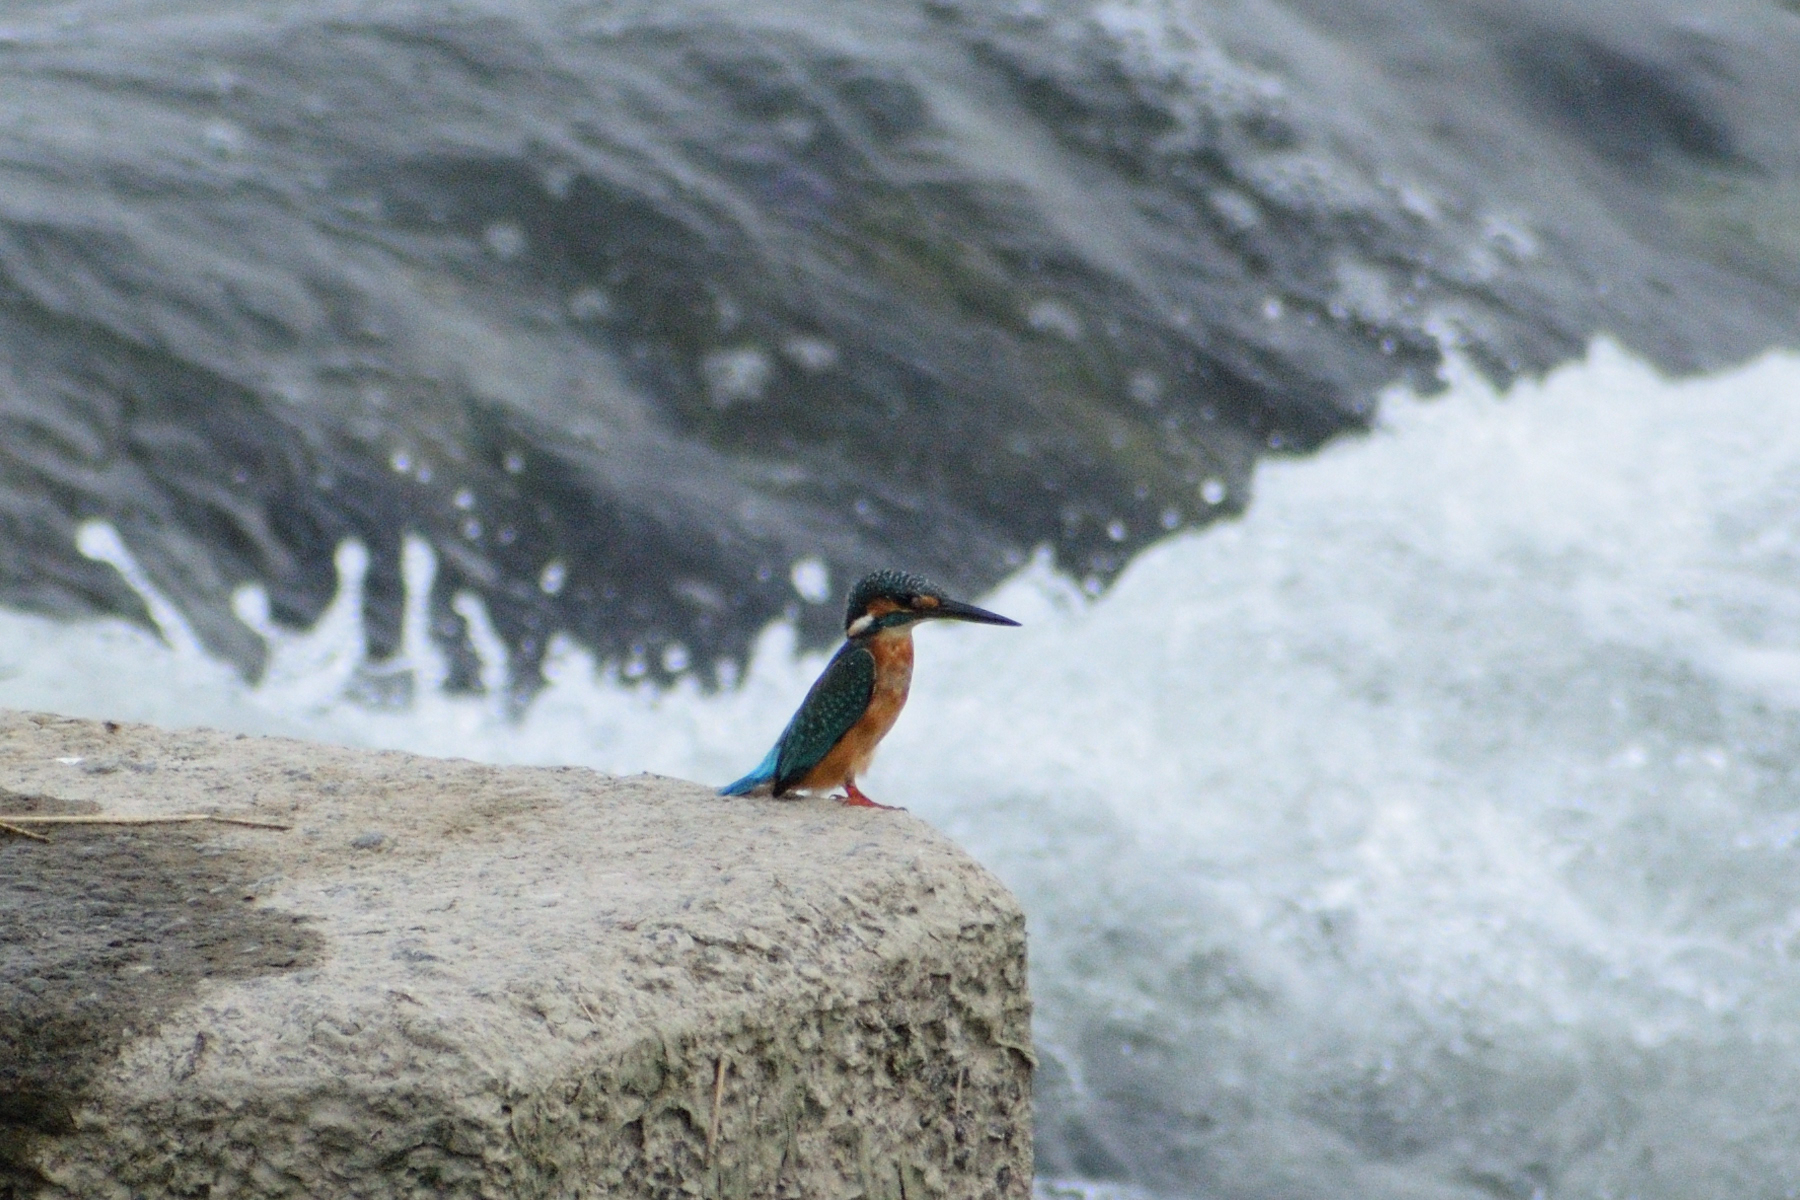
[3,1,1800,1196]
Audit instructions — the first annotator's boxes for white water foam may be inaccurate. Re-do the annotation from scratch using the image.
[6,341,1800,1198]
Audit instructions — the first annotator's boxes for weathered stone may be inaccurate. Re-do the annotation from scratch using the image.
[0,710,1032,1198]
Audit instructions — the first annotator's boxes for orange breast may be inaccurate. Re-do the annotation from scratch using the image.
[794,628,914,792]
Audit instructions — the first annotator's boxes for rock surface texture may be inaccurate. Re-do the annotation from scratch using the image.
[0,710,1032,1199]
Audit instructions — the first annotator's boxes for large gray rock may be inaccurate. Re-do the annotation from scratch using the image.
[0,710,1032,1198]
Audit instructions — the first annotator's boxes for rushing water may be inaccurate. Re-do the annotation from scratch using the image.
[9,344,1800,1198]
[5,0,1800,1195]
[4,0,1799,688]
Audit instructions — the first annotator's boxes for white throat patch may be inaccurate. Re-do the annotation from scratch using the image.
[846,613,874,637]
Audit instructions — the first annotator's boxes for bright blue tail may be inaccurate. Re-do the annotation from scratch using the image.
[719,744,779,795]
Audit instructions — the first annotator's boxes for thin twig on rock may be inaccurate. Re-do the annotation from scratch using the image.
[0,813,291,835]
[707,1056,728,1161]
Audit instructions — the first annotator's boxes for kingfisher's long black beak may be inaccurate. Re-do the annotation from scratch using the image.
[928,597,1021,626]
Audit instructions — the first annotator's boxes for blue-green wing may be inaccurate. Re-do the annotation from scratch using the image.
[773,643,876,794]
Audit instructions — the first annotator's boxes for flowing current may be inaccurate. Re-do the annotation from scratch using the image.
[8,343,1800,1198]
[5,0,1800,1195]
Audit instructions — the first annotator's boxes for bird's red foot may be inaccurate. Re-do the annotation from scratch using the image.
[841,781,902,810]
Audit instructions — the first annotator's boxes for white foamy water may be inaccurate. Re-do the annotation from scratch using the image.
[7,342,1800,1198]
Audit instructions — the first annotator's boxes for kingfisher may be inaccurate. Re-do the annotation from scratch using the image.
[720,569,1019,808]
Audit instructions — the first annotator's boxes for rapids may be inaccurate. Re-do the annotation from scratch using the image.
[8,343,1800,1197]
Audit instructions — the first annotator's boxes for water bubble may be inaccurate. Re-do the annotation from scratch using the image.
[790,558,830,604]
[1481,212,1539,259]
[714,294,742,331]
[1201,479,1228,505]
[461,519,481,541]
[703,347,772,406]
[1127,371,1163,406]
[1026,299,1084,341]
[1161,507,1182,530]
[541,165,575,198]
[1262,297,1284,320]
[483,221,526,261]
[391,451,411,473]
[453,489,475,510]
[232,584,271,629]
[539,561,567,596]
[662,643,691,673]
[782,336,839,372]
[674,580,725,611]
[1107,519,1128,542]
[203,121,245,157]
[775,114,817,145]
[568,288,612,321]
[1396,182,1440,220]
[1210,188,1261,229]
[416,464,433,484]
[503,450,525,474]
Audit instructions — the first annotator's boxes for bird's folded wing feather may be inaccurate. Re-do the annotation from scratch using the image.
[774,643,877,793]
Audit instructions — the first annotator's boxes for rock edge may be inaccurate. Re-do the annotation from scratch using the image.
[0,710,1032,1199]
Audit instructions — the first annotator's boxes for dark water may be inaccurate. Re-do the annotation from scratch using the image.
[3,0,1795,700]
[5,3,1800,1196]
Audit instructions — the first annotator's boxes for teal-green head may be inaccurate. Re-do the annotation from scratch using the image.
[842,570,1020,638]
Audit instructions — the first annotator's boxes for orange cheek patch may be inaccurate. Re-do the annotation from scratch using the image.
[912,595,939,609]
[866,597,904,617]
